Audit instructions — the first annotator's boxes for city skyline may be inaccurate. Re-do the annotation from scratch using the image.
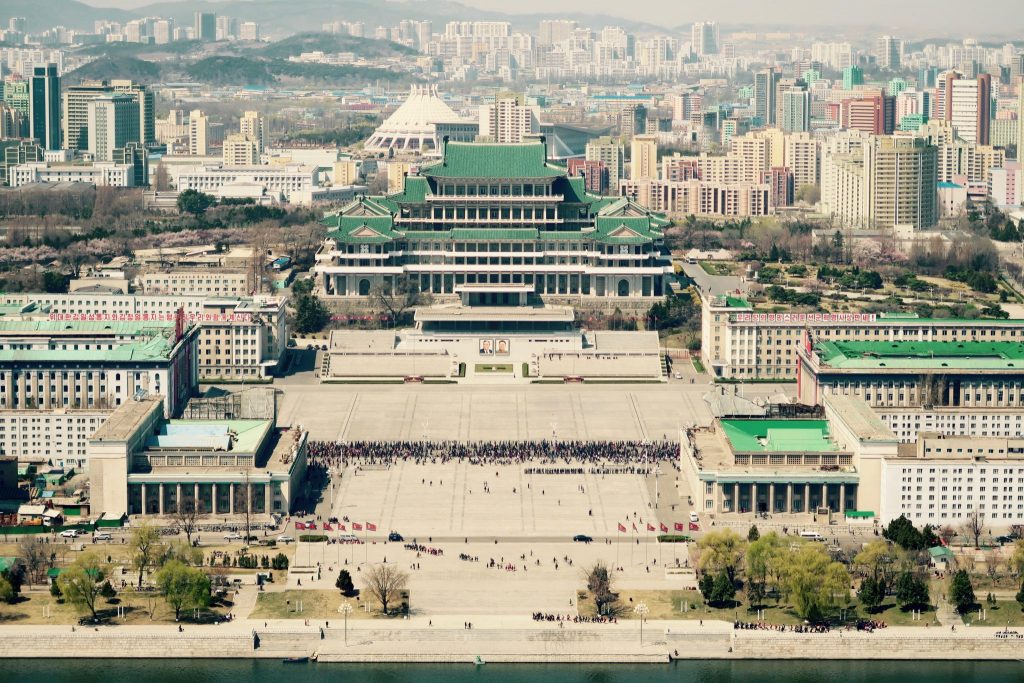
[61,0,1024,35]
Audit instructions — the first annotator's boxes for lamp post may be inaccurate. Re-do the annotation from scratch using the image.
[339,601,353,645]
[634,601,649,645]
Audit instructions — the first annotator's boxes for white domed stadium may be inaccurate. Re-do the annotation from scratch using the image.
[364,85,476,156]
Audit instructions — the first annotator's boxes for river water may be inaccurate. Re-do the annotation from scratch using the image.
[4,659,1022,682]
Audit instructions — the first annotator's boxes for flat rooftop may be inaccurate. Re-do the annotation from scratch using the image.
[823,394,898,443]
[814,340,1024,370]
[145,419,270,453]
[91,397,163,441]
[719,419,837,453]
[415,305,575,323]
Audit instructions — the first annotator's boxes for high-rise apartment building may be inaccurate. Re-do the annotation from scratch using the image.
[780,90,810,133]
[222,133,259,166]
[753,70,780,126]
[945,73,992,145]
[690,22,719,56]
[619,104,647,140]
[822,134,937,230]
[478,97,538,144]
[537,19,576,46]
[194,12,216,41]
[239,110,265,153]
[87,94,139,161]
[189,110,209,155]
[630,134,658,181]
[585,137,624,189]
[239,22,260,41]
[1018,79,1024,160]
[875,35,902,70]
[843,94,895,135]
[63,80,153,151]
[29,64,60,150]
[842,66,864,91]
[153,19,173,44]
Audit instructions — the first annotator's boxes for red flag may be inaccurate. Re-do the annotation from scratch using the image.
[689,522,700,531]
[647,523,656,532]
[367,522,377,531]
[323,523,333,531]
[294,522,302,530]
[660,523,668,533]
[674,522,684,531]
[338,524,346,531]
[617,523,626,533]
[353,522,363,531]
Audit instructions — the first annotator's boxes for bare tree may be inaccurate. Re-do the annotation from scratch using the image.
[938,525,958,547]
[583,561,620,616]
[130,521,163,589]
[371,274,428,326]
[174,498,201,546]
[364,564,409,615]
[17,536,51,587]
[962,511,987,550]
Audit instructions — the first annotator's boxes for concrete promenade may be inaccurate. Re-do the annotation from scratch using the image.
[3,618,1024,662]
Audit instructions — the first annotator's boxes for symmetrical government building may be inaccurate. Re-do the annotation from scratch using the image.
[314,140,672,302]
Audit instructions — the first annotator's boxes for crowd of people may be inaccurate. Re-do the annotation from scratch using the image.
[403,542,443,556]
[734,621,832,633]
[533,612,618,624]
[307,439,678,471]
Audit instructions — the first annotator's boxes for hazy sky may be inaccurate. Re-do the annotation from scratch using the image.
[75,0,1024,35]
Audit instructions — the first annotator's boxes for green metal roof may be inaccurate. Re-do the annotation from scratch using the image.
[422,142,566,179]
[720,419,837,453]
[0,320,174,334]
[726,297,751,308]
[324,215,399,244]
[814,340,1024,370]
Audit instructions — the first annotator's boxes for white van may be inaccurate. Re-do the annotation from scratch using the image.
[689,511,699,523]
[799,530,824,541]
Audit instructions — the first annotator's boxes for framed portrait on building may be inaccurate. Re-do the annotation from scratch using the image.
[496,338,510,356]
[479,339,494,355]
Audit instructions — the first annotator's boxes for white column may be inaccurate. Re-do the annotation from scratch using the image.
[140,483,148,515]
[768,482,775,514]
[229,483,236,515]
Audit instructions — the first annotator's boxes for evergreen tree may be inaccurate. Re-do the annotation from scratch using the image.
[949,570,976,613]
[336,569,355,597]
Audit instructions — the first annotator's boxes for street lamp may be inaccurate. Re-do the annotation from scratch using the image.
[339,601,353,645]
[634,601,649,645]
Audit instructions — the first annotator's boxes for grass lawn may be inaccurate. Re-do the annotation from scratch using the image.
[250,589,382,620]
[699,262,733,276]
[0,588,232,625]
[577,589,938,627]
[692,359,706,374]
[960,600,1024,626]
[475,364,513,373]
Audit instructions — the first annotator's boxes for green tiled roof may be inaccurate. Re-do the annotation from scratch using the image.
[325,215,399,244]
[720,419,836,453]
[390,176,431,204]
[450,228,540,240]
[592,215,660,244]
[422,142,566,179]
[814,340,1024,370]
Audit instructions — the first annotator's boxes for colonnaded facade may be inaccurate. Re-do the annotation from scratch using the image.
[314,140,672,302]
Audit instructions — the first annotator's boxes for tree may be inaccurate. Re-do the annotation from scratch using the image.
[745,532,783,607]
[699,573,714,603]
[336,569,355,597]
[894,571,930,609]
[948,569,976,614]
[18,536,51,587]
[584,561,619,616]
[57,552,106,619]
[163,540,203,567]
[177,189,216,216]
[854,541,900,593]
[962,511,986,550]
[710,569,736,606]
[696,529,746,583]
[1011,540,1024,578]
[130,521,163,589]
[173,499,200,547]
[1016,582,1024,611]
[293,290,330,334]
[371,274,429,327]
[364,564,408,615]
[883,515,932,551]
[0,574,14,603]
[858,576,886,612]
[155,560,211,620]
[747,525,760,542]
[779,543,850,621]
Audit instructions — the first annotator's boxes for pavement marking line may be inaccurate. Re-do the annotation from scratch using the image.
[628,392,650,442]
[335,392,360,442]
[518,465,527,533]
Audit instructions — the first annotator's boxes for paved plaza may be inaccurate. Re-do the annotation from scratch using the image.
[276,382,793,442]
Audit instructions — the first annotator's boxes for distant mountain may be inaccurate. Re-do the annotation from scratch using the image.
[63,56,164,84]
[256,32,418,60]
[3,0,134,32]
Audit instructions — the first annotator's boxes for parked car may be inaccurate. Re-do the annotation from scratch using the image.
[224,532,243,541]
[277,535,294,544]
[689,511,700,523]
[93,532,113,542]
[388,531,404,542]
[572,534,593,543]
[59,529,79,538]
